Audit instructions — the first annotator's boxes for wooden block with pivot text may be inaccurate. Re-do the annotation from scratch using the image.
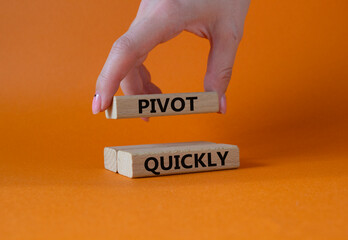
[104,141,216,173]
[117,143,239,178]
[105,92,219,119]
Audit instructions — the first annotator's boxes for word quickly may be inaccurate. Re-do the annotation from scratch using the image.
[138,96,198,114]
[144,151,229,175]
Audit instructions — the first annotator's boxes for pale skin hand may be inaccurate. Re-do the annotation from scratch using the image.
[92,0,250,119]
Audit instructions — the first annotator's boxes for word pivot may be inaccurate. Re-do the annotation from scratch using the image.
[105,92,219,119]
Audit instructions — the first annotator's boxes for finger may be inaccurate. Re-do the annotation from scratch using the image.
[204,29,241,114]
[121,64,162,122]
[120,64,162,95]
[92,16,182,114]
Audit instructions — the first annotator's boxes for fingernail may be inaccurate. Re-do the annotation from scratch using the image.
[92,93,101,114]
[219,94,227,114]
[141,117,150,122]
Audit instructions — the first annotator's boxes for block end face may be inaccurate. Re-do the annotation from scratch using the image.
[104,147,117,172]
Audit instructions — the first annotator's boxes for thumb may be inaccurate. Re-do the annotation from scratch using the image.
[204,29,241,114]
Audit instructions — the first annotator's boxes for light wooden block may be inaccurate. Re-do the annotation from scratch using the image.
[117,143,239,178]
[104,141,215,173]
[105,92,219,119]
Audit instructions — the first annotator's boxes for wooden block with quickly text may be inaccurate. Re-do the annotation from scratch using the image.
[105,92,219,119]
[117,143,239,178]
[104,141,215,173]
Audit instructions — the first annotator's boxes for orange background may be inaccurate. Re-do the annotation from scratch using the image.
[1,0,348,239]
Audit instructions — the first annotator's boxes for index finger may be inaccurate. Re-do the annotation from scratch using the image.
[93,16,183,114]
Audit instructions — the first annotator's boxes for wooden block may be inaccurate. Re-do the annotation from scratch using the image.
[105,92,219,119]
[117,143,239,178]
[104,141,215,173]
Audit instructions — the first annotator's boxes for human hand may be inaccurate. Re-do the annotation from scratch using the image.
[92,0,250,117]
